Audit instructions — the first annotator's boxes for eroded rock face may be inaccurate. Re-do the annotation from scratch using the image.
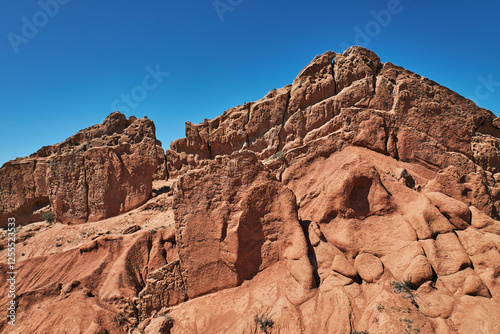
[172,151,313,299]
[167,46,500,219]
[0,112,165,226]
[1,46,500,334]
[156,46,500,333]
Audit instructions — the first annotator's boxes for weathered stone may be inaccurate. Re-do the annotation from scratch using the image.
[354,253,384,283]
[0,112,162,226]
[2,46,500,333]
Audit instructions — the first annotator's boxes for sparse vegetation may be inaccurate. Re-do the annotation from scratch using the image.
[42,210,55,223]
[116,313,127,326]
[270,151,286,164]
[400,318,420,334]
[55,242,62,247]
[352,331,368,334]
[159,313,174,324]
[80,227,96,238]
[391,280,419,309]
[254,315,274,334]
[267,88,277,98]
[377,303,385,312]
[150,226,167,235]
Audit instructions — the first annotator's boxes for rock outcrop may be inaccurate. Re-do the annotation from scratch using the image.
[1,46,500,333]
[173,151,313,298]
[166,46,500,219]
[0,112,166,226]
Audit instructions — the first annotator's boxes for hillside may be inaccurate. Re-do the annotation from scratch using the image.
[1,46,500,333]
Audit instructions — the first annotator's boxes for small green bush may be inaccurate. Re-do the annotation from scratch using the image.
[159,313,174,324]
[116,313,127,326]
[271,151,285,160]
[150,226,167,235]
[42,210,55,223]
[390,280,419,309]
[254,315,274,333]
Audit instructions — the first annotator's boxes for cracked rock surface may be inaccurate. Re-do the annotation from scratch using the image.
[1,46,500,333]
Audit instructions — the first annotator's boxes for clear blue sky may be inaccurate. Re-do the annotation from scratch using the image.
[1,0,499,166]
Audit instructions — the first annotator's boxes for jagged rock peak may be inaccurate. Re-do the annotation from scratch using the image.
[29,111,158,159]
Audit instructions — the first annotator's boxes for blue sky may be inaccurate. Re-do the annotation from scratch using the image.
[1,0,499,166]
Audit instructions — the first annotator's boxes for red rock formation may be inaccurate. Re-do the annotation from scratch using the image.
[167,46,500,218]
[160,46,500,333]
[1,46,500,333]
[0,112,166,226]
[172,151,313,299]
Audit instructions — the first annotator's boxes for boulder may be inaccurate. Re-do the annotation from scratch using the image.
[354,253,384,283]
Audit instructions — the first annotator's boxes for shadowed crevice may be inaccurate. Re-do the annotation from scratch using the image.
[299,220,320,288]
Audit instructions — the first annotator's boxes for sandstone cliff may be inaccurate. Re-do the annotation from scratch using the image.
[167,47,500,220]
[1,46,500,333]
[0,112,167,226]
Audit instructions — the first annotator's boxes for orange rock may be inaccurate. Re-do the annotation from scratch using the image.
[0,112,164,226]
[354,253,384,283]
[425,191,471,229]
[172,151,314,299]
[417,282,455,318]
[420,233,471,276]
[404,255,434,287]
[2,46,500,333]
[331,254,358,279]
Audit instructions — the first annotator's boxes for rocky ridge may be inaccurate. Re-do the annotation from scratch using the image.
[167,47,500,219]
[0,112,166,226]
[0,46,500,333]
